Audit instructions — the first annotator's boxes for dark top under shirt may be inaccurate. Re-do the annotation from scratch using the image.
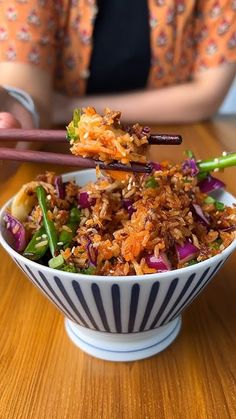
[86,0,151,94]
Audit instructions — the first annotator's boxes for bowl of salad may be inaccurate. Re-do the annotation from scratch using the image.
[0,108,235,361]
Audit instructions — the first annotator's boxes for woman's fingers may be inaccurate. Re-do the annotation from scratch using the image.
[0,112,21,148]
[0,112,21,182]
[0,112,21,129]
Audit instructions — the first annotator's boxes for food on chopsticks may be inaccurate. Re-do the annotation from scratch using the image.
[4,151,236,276]
[67,107,150,164]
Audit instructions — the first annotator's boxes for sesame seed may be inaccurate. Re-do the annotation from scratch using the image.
[42,234,47,239]
[12,225,20,234]
[57,241,64,246]
[36,236,42,241]
[214,158,219,164]
[62,225,72,232]
[47,194,51,200]
[35,240,48,248]
[222,151,227,156]
[71,246,75,254]
[93,242,100,248]
[214,168,219,172]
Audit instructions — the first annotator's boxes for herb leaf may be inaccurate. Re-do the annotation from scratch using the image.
[73,108,81,127]
[145,176,158,188]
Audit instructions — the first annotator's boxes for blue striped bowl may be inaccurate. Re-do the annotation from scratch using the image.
[1,170,235,361]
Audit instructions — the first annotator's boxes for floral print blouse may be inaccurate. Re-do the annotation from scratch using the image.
[0,0,236,96]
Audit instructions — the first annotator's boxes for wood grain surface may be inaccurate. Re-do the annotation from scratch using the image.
[0,118,236,419]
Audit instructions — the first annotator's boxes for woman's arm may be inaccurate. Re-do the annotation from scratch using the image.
[54,62,236,125]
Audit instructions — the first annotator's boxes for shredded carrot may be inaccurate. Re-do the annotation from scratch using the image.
[69,107,149,164]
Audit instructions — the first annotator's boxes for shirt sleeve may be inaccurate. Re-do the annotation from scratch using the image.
[0,1,58,73]
[193,0,236,73]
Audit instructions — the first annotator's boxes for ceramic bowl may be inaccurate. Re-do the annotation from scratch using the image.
[0,170,235,362]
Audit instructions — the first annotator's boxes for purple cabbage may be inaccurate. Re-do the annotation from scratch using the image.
[4,212,27,252]
[122,199,136,217]
[182,158,199,176]
[55,175,65,199]
[145,252,172,272]
[141,126,151,136]
[176,241,199,264]
[198,175,225,193]
[78,191,96,209]
[150,161,162,171]
[192,203,210,226]
[219,225,236,232]
[86,239,98,266]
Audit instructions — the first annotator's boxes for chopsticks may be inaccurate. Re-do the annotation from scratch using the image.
[0,147,152,173]
[0,129,182,145]
[0,128,182,173]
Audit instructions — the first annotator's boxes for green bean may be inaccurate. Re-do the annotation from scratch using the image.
[198,153,236,173]
[69,207,81,223]
[59,207,81,248]
[23,226,48,261]
[36,186,58,257]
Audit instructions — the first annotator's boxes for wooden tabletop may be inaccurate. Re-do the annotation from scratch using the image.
[0,117,236,419]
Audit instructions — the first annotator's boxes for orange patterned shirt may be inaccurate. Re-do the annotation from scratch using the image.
[0,0,236,96]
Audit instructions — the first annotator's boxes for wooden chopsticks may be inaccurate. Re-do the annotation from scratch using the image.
[0,129,182,145]
[0,128,182,173]
[0,147,152,173]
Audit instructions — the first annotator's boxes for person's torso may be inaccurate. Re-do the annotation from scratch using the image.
[54,0,198,95]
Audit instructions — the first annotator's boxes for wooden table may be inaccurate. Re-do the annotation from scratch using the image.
[0,118,236,419]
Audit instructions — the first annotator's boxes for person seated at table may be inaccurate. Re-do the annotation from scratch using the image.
[0,1,236,168]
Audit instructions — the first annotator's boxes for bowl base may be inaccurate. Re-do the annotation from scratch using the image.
[65,316,182,362]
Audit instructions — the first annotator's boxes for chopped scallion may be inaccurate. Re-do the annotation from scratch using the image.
[80,266,96,275]
[204,196,215,204]
[145,176,158,188]
[214,201,225,211]
[186,259,198,266]
[197,172,209,181]
[49,254,64,269]
[185,150,194,158]
[210,238,223,250]
[60,264,77,273]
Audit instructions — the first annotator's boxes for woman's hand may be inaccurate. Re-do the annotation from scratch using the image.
[0,63,52,181]
[0,111,21,129]
[0,89,21,181]
[0,86,35,182]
